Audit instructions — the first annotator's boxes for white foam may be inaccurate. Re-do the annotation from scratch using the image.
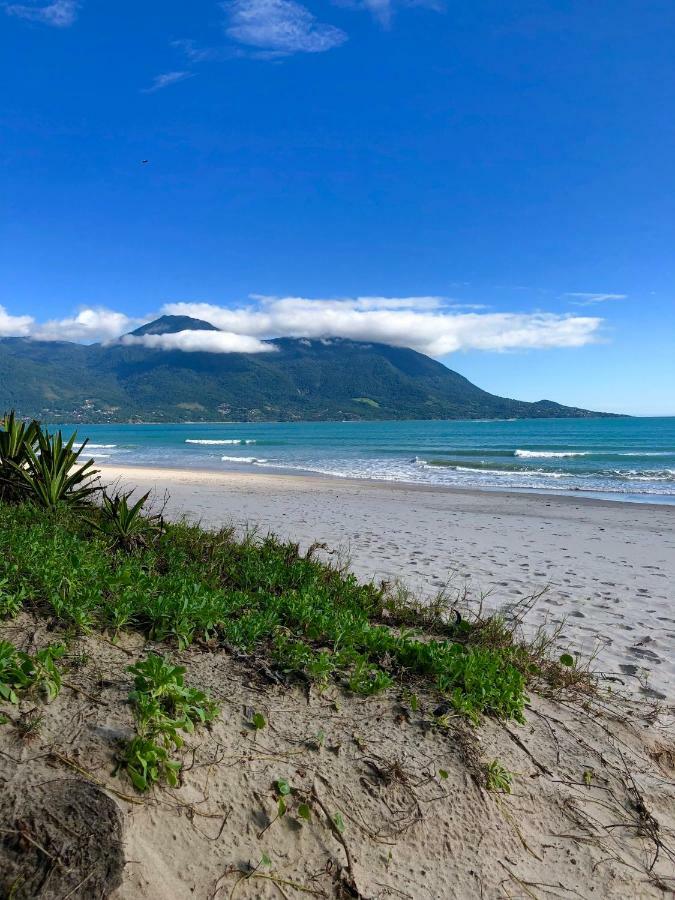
[82,443,117,449]
[618,451,672,457]
[221,455,267,464]
[454,465,572,479]
[610,469,675,481]
[186,439,255,445]
[515,449,587,459]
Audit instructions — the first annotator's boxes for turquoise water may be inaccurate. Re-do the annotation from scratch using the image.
[70,417,675,504]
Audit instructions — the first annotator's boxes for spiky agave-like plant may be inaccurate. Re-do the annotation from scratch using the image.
[0,411,40,502]
[90,489,163,552]
[7,426,100,509]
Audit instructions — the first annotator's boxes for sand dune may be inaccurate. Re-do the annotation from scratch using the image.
[100,464,675,702]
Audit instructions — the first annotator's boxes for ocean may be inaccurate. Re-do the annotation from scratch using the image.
[70,417,675,504]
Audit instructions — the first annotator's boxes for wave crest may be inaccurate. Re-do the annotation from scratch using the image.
[186,439,256,445]
[515,449,587,459]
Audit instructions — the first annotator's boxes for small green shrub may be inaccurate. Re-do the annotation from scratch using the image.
[119,653,218,792]
[0,577,27,619]
[348,659,394,695]
[0,639,65,705]
[122,735,182,791]
[249,711,266,731]
[485,759,513,794]
[0,641,28,704]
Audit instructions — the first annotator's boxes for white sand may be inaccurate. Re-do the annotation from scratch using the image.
[3,617,675,899]
[101,464,675,701]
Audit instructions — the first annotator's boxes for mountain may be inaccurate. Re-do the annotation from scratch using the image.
[129,315,220,336]
[0,316,615,423]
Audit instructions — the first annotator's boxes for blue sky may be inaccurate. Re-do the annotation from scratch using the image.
[1,0,674,415]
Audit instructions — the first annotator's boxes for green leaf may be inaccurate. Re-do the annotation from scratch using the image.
[129,769,148,792]
[260,852,272,868]
[438,769,448,780]
[559,653,575,667]
[277,797,287,817]
[276,778,291,796]
[297,803,311,822]
[251,712,266,730]
[332,812,345,833]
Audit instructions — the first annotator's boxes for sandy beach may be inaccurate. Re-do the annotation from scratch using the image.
[4,458,675,899]
[100,464,675,702]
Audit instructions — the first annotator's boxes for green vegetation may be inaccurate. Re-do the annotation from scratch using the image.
[0,412,40,502]
[118,654,218,791]
[485,759,514,794]
[0,640,65,706]
[88,489,162,551]
[8,428,99,509]
[0,413,587,799]
[0,497,538,721]
[0,412,98,510]
[0,315,610,423]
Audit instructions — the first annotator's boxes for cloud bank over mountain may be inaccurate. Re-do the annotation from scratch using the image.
[0,296,603,357]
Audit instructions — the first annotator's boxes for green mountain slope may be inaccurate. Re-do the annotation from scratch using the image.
[0,317,615,422]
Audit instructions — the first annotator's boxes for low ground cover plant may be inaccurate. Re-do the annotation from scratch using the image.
[0,413,583,726]
[0,497,543,722]
[0,639,65,705]
[119,653,218,791]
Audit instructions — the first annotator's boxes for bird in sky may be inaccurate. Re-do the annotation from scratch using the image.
[141,159,149,165]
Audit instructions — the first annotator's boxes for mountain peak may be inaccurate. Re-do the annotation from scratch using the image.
[0,327,618,422]
[129,315,220,337]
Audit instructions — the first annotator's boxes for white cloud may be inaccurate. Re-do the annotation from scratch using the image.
[31,308,142,343]
[142,71,194,93]
[565,292,627,306]
[162,296,603,356]
[1,297,604,357]
[0,305,34,337]
[121,330,275,354]
[248,294,446,311]
[223,0,347,56]
[5,0,78,26]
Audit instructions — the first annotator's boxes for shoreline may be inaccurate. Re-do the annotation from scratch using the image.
[99,460,675,509]
[99,463,675,701]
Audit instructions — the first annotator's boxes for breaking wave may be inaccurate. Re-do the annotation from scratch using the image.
[186,439,256,445]
[515,449,588,459]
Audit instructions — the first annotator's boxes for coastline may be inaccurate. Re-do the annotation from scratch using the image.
[99,463,675,701]
[101,457,675,508]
